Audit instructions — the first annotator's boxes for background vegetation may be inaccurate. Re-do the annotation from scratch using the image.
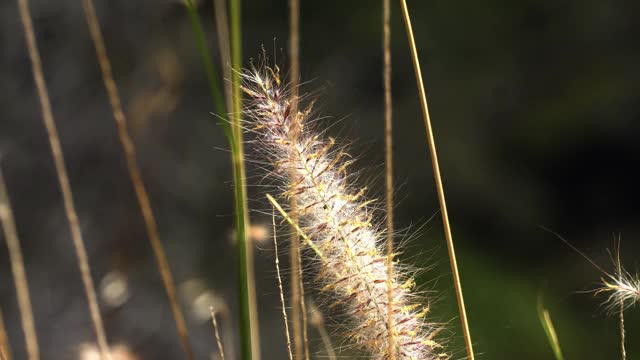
[0,0,639,359]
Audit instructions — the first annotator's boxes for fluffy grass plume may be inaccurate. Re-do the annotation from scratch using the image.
[242,64,446,360]
[596,256,640,313]
[550,229,640,313]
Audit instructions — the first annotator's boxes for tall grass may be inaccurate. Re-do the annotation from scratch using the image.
[272,211,294,360]
[288,1,308,358]
[0,307,10,360]
[80,0,194,356]
[399,0,474,358]
[5,1,638,359]
[16,0,110,357]
[382,0,395,357]
[0,170,39,360]
[183,1,257,359]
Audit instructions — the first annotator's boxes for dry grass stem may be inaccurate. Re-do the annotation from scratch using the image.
[399,1,474,359]
[210,307,226,360]
[273,212,294,360]
[0,170,39,360]
[0,297,13,360]
[288,0,306,357]
[17,0,110,357]
[619,301,626,360]
[383,0,395,357]
[288,0,300,117]
[79,0,192,358]
[297,250,310,360]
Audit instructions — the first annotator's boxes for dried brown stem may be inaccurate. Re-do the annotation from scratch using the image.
[288,0,306,358]
[0,308,11,360]
[210,307,226,360]
[399,1,474,359]
[17,0,110,358]
[383,0,395,357]
[297,237,309,360]
[0,170,39,360]
[273,212,294,360]
[79,0,192,358]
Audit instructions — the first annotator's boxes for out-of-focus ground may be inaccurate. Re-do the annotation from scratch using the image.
[1,0,639,359]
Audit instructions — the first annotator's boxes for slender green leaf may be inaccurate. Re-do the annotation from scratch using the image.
[183,1,254,359]
[538,294,564,360]
[183,0,234,149]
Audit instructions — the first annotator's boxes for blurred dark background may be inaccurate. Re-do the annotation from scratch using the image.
[1,0,639,359]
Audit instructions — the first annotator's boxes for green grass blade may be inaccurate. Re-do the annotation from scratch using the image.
[183,1,255,359]
[538,295,564,360]
[228,2,260,360]
[183,0,234,148]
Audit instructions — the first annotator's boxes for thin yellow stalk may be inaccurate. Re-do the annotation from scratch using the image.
[16,0,110,358]
[288,0,306,358]
[210,307,226,360]
[213,0,233,113]
[79,1,192,358]
[0,170,39,360]
[383,0,395,357]
[273,211,294,360]
[399,1,474,359]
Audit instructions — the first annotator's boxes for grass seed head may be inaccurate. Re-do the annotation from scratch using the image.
[242,63,446,359]
[596,266,640,313]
